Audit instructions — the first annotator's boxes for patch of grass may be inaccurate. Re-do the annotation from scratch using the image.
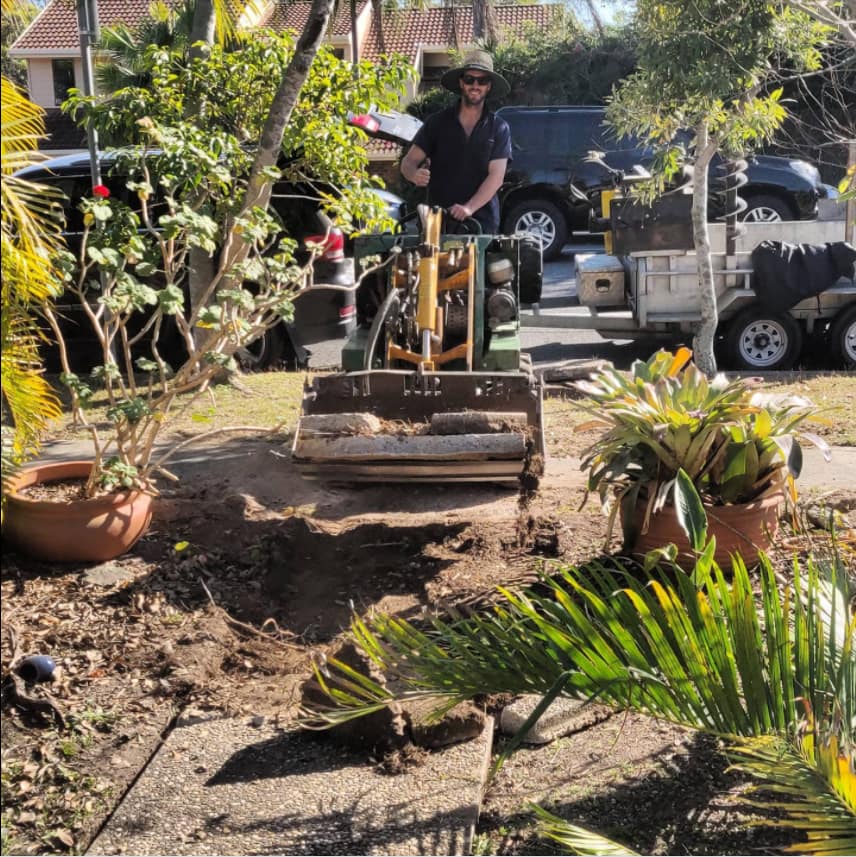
[50,370,309,445]
[47,369,855,459]
[1,753,109,855]
[763,373,856,446]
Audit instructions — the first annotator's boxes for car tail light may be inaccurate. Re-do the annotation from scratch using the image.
[349,113,381,133]
[304,229,345,262]
[339,304,356,319]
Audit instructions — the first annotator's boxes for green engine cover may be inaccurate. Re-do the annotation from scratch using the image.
[347,231,530,373]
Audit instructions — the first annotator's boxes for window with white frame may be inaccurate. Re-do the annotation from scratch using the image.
[52,59,75,106]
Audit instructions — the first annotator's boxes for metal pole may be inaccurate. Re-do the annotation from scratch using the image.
[350,0,359,64]
[77,0,101,188]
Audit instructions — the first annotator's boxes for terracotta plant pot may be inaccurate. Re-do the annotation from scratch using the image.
[4,461,153,563]
[626,489,785,567]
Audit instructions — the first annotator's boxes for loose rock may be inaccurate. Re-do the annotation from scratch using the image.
[499,694,613,744]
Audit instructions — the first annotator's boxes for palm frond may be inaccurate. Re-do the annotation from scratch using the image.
[305,548,854,850]
[727,728,856,856]
[316,554,850,739]
[530,804,639,856]
[1,71,64,489]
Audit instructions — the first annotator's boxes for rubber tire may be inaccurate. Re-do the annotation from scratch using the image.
[723,306,803,370]
[829,304,856,369]
[236,324,300,371]
[740,194,795,224]
[504,200,568,262]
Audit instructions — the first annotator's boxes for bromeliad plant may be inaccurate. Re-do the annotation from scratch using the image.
[575,347,830,544]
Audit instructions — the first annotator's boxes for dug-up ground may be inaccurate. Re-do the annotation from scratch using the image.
[2,407,854,856]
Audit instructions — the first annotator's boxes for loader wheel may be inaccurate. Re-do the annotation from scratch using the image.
[723,307,803,370]
[829,304,856,369]
[504,200,568,261]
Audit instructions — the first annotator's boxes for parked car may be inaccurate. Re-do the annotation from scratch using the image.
[16,152,407,369]
[497,105,838,260]
[350,106,835,261]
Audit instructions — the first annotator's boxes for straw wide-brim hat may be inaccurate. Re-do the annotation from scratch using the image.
[440,50,510,98]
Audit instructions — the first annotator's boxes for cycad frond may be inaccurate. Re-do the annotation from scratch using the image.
[727,728,856,856]
[319,555,851,739]
[530,804,639,856]
[307,549,855,850]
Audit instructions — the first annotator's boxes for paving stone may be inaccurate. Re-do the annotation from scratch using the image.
[88,715,494,856]
[83,562,137,587]
[499,695,613,745]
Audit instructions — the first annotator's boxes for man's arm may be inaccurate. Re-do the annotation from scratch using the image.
[449,158,507,221]
[401,144,431,187]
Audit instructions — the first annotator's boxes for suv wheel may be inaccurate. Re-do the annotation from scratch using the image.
[505,200,567,261]
[236,325,300,371]
[740,194,794,223]
[723,306,803,370]
[829,305,856,369]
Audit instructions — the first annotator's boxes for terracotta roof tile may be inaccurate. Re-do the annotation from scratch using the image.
[13,0,559,60]
[362,4,561,61]
[13,0,162,53]
[263,0,371,38]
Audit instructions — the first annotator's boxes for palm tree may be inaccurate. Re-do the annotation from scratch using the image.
[306,545,855,854]
[1,10,64,502]
[95,0,197,92]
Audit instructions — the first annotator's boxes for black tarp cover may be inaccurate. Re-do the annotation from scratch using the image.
[750,240,856,313]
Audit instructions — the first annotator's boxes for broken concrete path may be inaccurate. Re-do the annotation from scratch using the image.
[88,716,494,856]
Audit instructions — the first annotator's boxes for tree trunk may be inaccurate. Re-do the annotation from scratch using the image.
[581,0,605,37]
[371,0,386,54]
[690,121,720,378]
[188,0,216,58]
[197,0,336,330]
[472,0,499,47]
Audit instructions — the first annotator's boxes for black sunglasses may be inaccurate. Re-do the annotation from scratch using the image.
[461,74,491,86]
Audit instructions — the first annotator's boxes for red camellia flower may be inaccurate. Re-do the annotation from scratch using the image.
[92,184,110,198]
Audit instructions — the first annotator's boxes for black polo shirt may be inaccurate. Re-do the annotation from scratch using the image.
[411,102,512,233]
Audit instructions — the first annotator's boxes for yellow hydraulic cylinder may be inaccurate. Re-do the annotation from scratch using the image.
[601,189,616,255]
[416,207,443,334]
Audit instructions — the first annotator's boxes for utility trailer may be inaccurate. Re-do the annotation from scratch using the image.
[522,216,856,371]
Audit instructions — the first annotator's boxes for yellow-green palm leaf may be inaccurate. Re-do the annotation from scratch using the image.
[530,804,639,856]
[1,72,64,494]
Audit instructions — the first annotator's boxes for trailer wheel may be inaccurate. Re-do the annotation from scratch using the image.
[724,307,803,370]
[829,305,856,369]
[504,200,568,261]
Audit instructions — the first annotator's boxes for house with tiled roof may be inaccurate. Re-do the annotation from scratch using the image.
[11,0,560,154]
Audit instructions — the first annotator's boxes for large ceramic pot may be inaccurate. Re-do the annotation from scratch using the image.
[4,461,153,563]
[626,489,785,567]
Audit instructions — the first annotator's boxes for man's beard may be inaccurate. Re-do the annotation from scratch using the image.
[462,88,488,108]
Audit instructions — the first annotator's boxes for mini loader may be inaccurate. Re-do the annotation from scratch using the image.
[292,206,545,482]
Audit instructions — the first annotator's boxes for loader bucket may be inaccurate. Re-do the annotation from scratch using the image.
[292,369,544,482]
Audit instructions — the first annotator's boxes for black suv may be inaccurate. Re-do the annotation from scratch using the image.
[17,152,406,369]
[497,106,837,260]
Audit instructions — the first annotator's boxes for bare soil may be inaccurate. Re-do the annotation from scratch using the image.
[1,406,851,855]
